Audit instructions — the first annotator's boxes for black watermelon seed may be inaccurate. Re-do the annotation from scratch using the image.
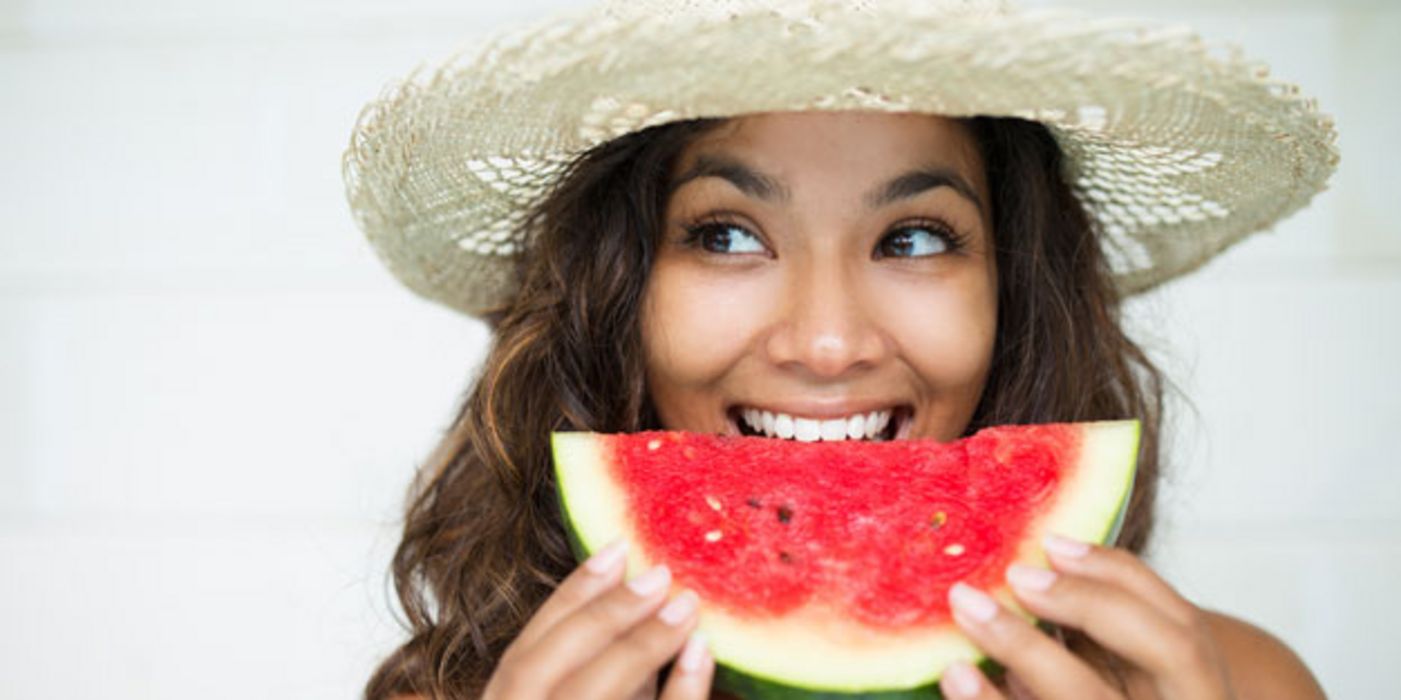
[778,551,793,564]
[777,506,793,524]
[746,498,762,509]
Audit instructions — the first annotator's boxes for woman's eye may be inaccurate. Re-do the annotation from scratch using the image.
[686,222,767,255]
[877,224,957,258]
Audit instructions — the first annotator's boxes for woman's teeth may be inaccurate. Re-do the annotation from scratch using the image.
[740,408,893,442]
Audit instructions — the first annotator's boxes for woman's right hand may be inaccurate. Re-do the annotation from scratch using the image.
[483,540,715,700]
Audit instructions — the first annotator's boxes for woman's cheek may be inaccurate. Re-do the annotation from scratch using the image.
[880,275,997,396]
[642,262,772,388]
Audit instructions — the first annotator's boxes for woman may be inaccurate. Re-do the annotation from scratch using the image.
[344,2,1338,698]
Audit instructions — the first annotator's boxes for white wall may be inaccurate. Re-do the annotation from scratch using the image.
[0,0,1395,697]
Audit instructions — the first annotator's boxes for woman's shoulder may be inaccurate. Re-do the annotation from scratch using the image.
[1201,609,1327,699]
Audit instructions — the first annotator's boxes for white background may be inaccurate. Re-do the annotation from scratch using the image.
[1,0,1396,697]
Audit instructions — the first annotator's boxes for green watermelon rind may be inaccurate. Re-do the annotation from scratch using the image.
[558,506,997,699]
[557,522,1007,699]
[551,421,1140,698]
[710,656,1007,700]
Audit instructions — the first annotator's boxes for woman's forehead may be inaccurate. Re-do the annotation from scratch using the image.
[670,111,990,217]
[669,112,991,222]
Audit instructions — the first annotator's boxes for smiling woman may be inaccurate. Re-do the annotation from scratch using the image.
[343,1,1337,698]
[352,110,1177,699]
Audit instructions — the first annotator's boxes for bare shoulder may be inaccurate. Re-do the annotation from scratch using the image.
[1202,609,1328,700]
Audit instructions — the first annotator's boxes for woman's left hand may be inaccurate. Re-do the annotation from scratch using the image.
[939,534,1236,700]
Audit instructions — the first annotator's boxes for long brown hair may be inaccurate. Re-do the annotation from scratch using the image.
[365,115,1164,699]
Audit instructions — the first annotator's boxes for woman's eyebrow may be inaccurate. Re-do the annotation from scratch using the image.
[867,167,985,217]
[670,153,984,216]
[670,154,790,203]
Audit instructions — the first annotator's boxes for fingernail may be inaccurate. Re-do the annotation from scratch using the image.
[658,590,698,625]
[678,631,710,673]
[1006,563,1057,592]
[941,661,981,698]
[626,564,671,596]
[949,582,998,623]
[584,539,628,575]
[1044,533,1091,559]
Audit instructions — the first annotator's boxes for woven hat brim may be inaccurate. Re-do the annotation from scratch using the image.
[344,0,1338,316]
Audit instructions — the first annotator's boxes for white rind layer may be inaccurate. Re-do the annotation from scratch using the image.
[553,432,637,566]
[551,421,1140,692]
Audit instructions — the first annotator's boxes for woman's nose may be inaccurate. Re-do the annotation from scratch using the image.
[763,262,889,379]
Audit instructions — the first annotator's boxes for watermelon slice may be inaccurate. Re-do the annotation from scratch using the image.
[552,421,1139,698]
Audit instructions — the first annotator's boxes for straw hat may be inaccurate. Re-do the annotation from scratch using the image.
[343,0,1338,317]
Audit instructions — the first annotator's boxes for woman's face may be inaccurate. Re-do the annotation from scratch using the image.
[641,111,997,443]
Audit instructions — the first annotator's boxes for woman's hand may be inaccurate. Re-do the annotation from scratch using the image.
[938,534,1235,700]
[483,540,715,700]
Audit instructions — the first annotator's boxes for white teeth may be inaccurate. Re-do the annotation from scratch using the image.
[819,419,847,441]
[738,407,896,441]
[847,415,864,439]
[774,413,795,439]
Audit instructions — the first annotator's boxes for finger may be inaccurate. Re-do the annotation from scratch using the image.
[556,589,701,699]
[513,539,629,650]
[938,660,1006,700]
[659,631,715,700]
[1042,535,1198,626]
[949,582,1118,700]
[1004,563,1225,696]
[507,563,674,695]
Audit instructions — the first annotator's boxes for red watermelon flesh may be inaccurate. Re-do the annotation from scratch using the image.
[552,421,1139,695]
[611,424,1077,628]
